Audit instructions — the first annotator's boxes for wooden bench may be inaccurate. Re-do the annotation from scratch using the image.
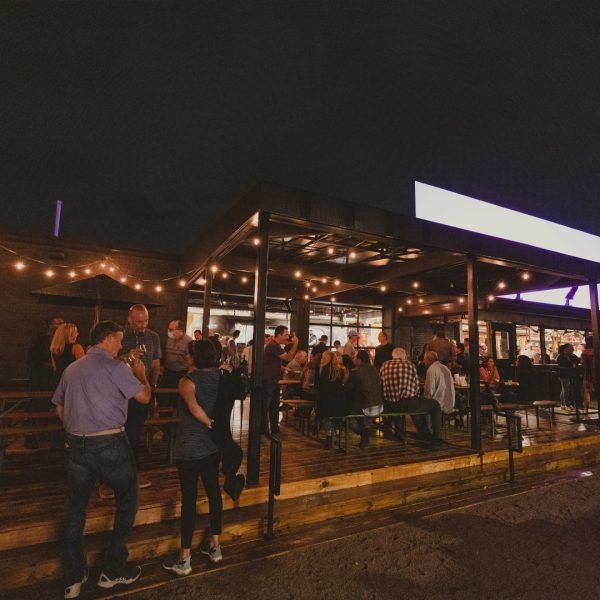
[329,411,429,453]
[281,399,316,435]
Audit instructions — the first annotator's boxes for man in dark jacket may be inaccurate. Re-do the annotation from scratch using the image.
[344,350,384,448]
[374,331,393,371]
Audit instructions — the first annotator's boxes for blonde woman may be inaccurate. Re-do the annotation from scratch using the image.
[50,323,85,389]
[317,351,346,449]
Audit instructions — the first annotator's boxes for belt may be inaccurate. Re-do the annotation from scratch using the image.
[70,426,125,437]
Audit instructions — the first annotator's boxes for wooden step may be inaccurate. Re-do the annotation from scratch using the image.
[0,463,508,590]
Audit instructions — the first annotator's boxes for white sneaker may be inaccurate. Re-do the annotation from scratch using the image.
[64,569,88,599]
[98,564,141,588]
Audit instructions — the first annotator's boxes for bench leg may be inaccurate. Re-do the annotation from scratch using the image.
[535,407,540,430]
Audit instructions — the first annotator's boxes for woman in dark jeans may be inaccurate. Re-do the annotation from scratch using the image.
[163,340,223,576]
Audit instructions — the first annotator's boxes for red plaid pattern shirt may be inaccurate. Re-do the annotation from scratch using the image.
[380,359,420,402]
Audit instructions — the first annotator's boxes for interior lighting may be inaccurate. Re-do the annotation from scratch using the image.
[380,285,387,292]
[521,272,531,281]
[398,307,403,312]
[241,276,248,283]
[178,279,186,287]
[100,262,106,269]
[45,269,55,278]
[334,278,340,286]
[304,294,310,300]
[294,270,302,278]
[135,283,142,290]
[321,277,327,284]
[312,286,317,293]
[487,294,495,302]
[198,277,206,285]
[498,281,506,289]
[68,271,76,278]
[222,272,228,279]
[418,298,423,304]
[108,266,116,273]
[327,247,334,255]
[458,297,465,303]
[330,296,336,302]
[406,299,412,305]
[210,265,218,273]
[412,282,420,288]
[14,261,25,270]
[305,281,311,288]
[349,251,356,259]
[120,277,127,283]
[155,285,163,292]
[84,268,92,275]
[252,237,261,246]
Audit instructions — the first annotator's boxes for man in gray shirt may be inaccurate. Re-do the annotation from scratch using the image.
[52,320,150,599]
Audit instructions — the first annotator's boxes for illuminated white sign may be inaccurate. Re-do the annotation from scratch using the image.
[415,182,600,264]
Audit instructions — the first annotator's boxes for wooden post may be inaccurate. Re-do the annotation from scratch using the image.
[290,299,311,351]
[247,210,270,485]
[467,257,482,452]
[201,268,213,340]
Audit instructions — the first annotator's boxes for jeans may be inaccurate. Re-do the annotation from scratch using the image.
[125,400,149,467]
[262,380,281,434]
[177,453,222,548]
[64,432,138,584]
[386,396,443,440]
[559,378,572,407]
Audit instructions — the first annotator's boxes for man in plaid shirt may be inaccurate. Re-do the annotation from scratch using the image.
[379,347,448,450]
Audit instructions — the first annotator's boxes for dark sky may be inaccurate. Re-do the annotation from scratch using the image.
[2,1,600,252]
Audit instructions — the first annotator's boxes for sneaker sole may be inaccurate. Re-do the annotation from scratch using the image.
[97,568,141,588]
[163,564,192,576]
[64,572,88,599]
[200,547,223,563]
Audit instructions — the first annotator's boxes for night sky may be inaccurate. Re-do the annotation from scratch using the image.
[2,1,600,252]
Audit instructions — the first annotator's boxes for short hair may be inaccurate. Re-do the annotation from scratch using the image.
[333,340,341,347]
[424,350,438,363]
[356,349,371,364]
[320,334,328,342]
[172,319,185,331]
[456,342,465,352]
[392,347,408,360]
[189,339,216,369]
[193,329,202,335]
[232,330,240,338]
[129,303,148,314]
[91,321,123,345]
[379,331,388,341]
[274,325,288,337]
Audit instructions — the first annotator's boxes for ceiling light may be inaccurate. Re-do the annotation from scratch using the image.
[312,286,317,293]
[327,247,334,255]
[100,262,106,269]
[221,272,228,279]
[418,298,423,304]
[412,282,419,288]
[84,268,91,275]
[252,237,261,246]
[321,277,327,284]
[349,251,356,259]
[135,283,142,290]
[521,272,531,280]
[14,261,25,270]
[68,271,76,278]
[397,307,403,312]
[487,294,495,302]
[406,299,412,305]
[458,297,465,303]
[45,269,54,278]
[178,279,186,287]
[294,270,302,278]
[210,265,218,273]
[330,296,336,302]
[498,281,506,289]
[108,266,115,273]
[304,294,310,300]
[155,285,163,292]
[380,285,387,292]
[120,276,127,283]
[241,276,248,283]
[334,278,340,286]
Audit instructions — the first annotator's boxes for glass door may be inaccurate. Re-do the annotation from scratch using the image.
[491,322,516,380]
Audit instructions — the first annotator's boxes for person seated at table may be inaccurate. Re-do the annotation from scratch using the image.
[281,350,308,400]
[343,350,383,449]
[317,351,346,449]
[515,355,538,404]
[479,356,500,389]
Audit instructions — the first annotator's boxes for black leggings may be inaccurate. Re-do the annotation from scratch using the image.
[177,453,222,548]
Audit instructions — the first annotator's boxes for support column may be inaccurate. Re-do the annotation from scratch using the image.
[589,281,600,424]
[467,257,482,452]
[247,210,270,485]
[290,299,311,351]
[201,268,213,339]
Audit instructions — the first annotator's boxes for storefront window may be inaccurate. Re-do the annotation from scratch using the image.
[494,331,511,360]
[544,329,587,360]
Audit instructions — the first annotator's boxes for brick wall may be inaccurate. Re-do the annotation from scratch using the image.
[0,235,184,389]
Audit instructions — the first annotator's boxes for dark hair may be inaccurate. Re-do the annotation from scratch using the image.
[193,329,202,335]
[90,321,123,345]
[341,354,354,371]
[356,349,371,364]
[320,334,328,342]
[517,355,533,370]
[172,319,185,331]
[189,339,216,369]
[232,330,240,338]
[379,331,388,341]
[274,325,288,337]
[456,342,465,352]
[585,336,593,348]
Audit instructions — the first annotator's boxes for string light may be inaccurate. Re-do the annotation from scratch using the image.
[241,276,248,283]
[84,268,92,275]
[108,266,115,273]
[334,278,340,286]
[45,269,55,278]
[294,270,302,278]
[304,294,310,300]
[412,282,419,288]
[221,272,228,279]
[210,265,218,273]
[68,271,76,278]
[305,281,311,288]
[321,277,327,284]
[135,283,142,290]
[155,285,163,292]
[178,279,186,287]
[14,261,25,271]
[380,285,387,292]
[252,237,261,246]
[498,281,506,289]
[521,272,531,281]
[120,276,127,283]
[100,262,106,269]
[311,286,317,293]
[488,294,495,302]
[327,247,334,255]
[397,307,403,312]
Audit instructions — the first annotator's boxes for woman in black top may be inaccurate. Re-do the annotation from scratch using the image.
[516,355,537,404]
[163,340,223,576]
[318,351,347,449]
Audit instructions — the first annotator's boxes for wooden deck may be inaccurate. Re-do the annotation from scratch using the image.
[1,401,599,594]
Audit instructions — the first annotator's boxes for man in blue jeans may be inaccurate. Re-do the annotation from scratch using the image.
[52,321,150,599]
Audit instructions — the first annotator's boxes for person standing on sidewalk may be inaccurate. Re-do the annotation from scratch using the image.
[120,304,161,489]
[52,320,150,599]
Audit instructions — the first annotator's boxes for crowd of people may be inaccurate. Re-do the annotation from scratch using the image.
[23,313,597,598]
